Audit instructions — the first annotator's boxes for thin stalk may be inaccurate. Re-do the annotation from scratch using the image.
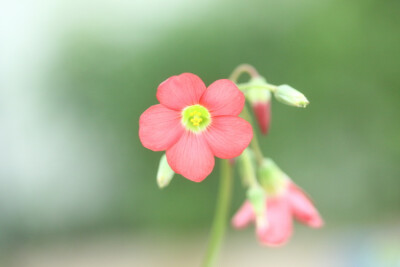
[240,104,264,165]
[229,64,260,82]
[202,159,233,267]
[237,83,278,93]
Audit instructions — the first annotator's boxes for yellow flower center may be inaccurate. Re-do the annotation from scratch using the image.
[189,111,203,126]
[181,104,211,132]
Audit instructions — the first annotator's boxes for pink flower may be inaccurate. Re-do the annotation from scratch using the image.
[139,73,253,182]
[232,181,323,246]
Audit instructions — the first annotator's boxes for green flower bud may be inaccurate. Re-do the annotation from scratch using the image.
[258,158,288,196]
[157,154,175,188]
[245,77,272,104]
[246,88,271,105]
[274,84,309,108]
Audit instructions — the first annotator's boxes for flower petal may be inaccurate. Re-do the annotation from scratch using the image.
[200,79,245,116]
[139,104,183,151]
[288,183,324,228]
[257,197,293,246]
[156,73,207,111]
[166,132,214,182]
[232,201,255,229]
[204,116,253,159]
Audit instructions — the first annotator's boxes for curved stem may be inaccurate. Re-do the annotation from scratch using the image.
[229,64,260,82]
[202,159,233,267]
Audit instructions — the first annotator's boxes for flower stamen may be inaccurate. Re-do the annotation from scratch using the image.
[182,104,211,132]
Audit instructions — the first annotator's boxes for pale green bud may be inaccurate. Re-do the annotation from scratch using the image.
[157,154,174,188]
[246,88,271,105]
[245,77,271,104]
[274,84,309,108]
[258,158,288,196]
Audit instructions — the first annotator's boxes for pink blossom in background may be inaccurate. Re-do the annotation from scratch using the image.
[139,73,253,182]
[232,181,323,246]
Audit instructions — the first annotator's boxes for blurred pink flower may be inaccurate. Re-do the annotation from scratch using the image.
[139,73,253,182]
[232,181,323,246]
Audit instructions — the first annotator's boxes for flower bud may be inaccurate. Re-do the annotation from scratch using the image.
[246,77,272,135]
[252,101,271,135]
[258,158,288,196]
[274,84,309,108]
[157,154,175,188]
[243,77,272,135]
[247,185,267,229]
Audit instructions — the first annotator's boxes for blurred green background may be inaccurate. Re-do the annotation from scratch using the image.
[1,0,399,266]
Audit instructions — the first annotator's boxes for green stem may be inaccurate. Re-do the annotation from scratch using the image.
[202,159,233,267]
[241,104,264,165]
[237,83,278,93]
[229,64,260,82]
[230,64,265,165]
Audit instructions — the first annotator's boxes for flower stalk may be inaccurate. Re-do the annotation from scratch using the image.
[229,64,260,81]
[240,104,264,165]
[237,83,278,92]
[202,159,233,267]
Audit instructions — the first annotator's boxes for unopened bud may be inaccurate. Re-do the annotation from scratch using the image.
[245,77,272,135]
[245,77,271,104]
[252,101,271,135]
[274,84,309,108]
[157,154,175,188]
[258,158,288,196]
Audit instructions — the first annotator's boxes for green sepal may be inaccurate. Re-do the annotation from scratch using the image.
[258,158,288,196]
[247,185,267,228]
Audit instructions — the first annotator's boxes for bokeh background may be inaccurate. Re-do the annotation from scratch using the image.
[1,0,399,266]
